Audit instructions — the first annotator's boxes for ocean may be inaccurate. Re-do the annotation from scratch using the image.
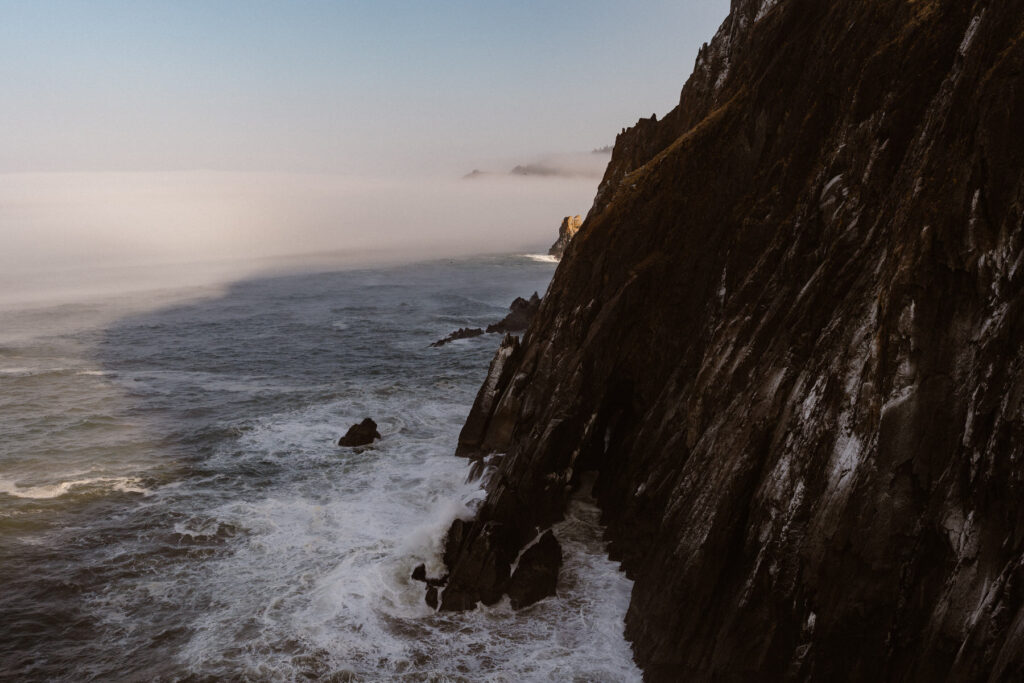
[0,254,641,681]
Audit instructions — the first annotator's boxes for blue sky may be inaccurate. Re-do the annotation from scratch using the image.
[1,1,729,174]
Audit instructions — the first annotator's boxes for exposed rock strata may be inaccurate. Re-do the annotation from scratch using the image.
[548,216,583,259]
[439,0,1024,680]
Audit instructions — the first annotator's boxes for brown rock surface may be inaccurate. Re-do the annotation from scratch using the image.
[438,0,1024,680]
[486,293,540,334]
[548,216,583,259]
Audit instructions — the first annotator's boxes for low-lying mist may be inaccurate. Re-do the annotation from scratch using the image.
[0,171,597,307]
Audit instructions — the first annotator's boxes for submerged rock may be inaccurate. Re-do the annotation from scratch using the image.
[337,418,381,447]
[507,530,561,609]
[548,215,582,259]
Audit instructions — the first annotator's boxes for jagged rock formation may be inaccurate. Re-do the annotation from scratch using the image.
[430,327,485,347]
[438,0,1024,680]
[431,294,540,348]
[486,293,540,334]
[548,216,583,259]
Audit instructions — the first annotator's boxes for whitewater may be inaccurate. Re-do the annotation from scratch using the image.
[0,254,641,681]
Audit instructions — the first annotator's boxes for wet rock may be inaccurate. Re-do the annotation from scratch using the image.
[455,334,522,458]
[466,454,503,484]
[430,327,484,347]
[437,0,1024,679]
[486,293,540,334]
[548,215,583,259]
[425,586,438,609]
[337,418,381,447]
[411,563,448,588]
[507,530,561,609]
[438,519,516,610]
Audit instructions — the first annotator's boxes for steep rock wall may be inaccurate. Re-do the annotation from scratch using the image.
[442,0,1024,680]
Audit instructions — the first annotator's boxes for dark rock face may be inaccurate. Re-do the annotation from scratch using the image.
[454,333,522,458]
[507,530,561,609]
[430,294,539,349]
[486,293,541,334]
[548,216,583,259]
[430,327,485,347]
[440,0,1024,680]
[440,519,517,610]
[411,562,448,596]
[337,418,381,447]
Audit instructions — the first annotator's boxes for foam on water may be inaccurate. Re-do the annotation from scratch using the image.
[0,476,151,499]
[0,254,641,680]
[522,253,560,263]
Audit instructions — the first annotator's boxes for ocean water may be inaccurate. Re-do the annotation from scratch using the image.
[0,254,641,681]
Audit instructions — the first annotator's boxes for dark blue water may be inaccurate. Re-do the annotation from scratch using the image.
[0,254,639,681]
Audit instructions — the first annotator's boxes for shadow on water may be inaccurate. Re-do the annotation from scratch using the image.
[0,255,556,680]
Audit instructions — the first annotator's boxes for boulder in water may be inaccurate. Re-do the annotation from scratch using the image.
[337,418,381,447]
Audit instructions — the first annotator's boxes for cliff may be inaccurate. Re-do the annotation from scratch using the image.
[548,215,583,259]
[439,0,1024,680]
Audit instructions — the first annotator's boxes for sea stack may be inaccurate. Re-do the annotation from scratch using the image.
[547,215,582,259]
[437,0,1024,680]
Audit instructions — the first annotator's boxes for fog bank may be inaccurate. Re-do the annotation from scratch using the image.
[0,171,596,306]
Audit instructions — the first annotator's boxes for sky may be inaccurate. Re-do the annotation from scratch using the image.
[1,1,728,175]
[0,1,729,293]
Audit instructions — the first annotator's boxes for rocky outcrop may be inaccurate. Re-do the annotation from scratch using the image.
[548,216,582,259]
[337,418,381,447]
[430,327,484,347]
[438,0,1024,680]
[486,293,540,334]
[430,295,539,348]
